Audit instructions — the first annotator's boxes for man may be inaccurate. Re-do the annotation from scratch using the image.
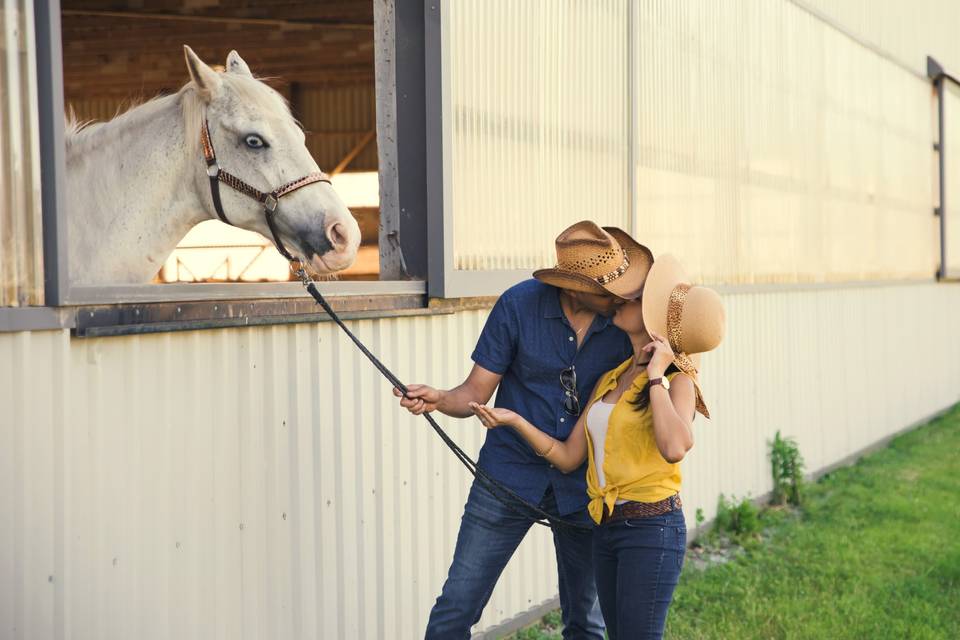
[394,221,654,639]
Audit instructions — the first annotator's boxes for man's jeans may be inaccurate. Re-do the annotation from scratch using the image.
[424,480,604,639]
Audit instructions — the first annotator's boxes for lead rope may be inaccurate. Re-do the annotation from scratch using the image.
[290,262,590,532]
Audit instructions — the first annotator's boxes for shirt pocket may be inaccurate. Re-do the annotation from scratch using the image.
[512,352,554,382]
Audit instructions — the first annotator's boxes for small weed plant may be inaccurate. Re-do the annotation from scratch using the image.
[769,430,805,506]
[714,493,762,544]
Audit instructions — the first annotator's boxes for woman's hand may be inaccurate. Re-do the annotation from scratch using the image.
[393,384,443,415]
[643,331,676,378]
[469,402,522,430]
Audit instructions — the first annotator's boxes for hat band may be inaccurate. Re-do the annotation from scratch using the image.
[666,282,691,355]
[666,283,708,417]
[594,251,630,286]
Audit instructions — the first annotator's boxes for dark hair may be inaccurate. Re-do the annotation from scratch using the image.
[630,362,681,413]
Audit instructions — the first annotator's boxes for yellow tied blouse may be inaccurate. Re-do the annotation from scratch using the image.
[584,357,684,524]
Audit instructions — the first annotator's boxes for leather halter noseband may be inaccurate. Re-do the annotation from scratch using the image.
[200,119,331,261]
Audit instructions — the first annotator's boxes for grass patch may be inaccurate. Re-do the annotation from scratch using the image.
[506,406,960,640]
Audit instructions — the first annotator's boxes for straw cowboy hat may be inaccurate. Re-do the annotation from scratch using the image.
[642,254,725,418]
[533,221,654,300]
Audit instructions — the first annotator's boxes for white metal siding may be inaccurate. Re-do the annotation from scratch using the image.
[0,0,43,306]
[798,0,960,77]
[445,0,632,271]
[3,282,960,639]
[630,0,936,285]
[443,0,939,283]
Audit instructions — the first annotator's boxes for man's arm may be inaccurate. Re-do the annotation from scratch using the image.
[393,363,503,418]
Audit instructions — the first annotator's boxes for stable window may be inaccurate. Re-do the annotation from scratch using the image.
[29,0,434,331]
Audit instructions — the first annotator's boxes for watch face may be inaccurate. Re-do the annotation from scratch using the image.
[661,376,671,391]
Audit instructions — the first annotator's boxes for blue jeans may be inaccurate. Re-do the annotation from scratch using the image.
[425,480,605,639]
[592,509,686,640]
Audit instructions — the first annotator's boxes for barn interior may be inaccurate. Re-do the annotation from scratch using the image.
[60,0,379,282]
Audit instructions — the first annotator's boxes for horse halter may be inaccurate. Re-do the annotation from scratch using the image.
[200,119,331,261]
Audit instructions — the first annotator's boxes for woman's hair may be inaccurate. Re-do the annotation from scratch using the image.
[630,362,681,413]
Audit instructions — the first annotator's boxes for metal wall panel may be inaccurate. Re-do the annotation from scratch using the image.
[442,0,940,284]
[3,282,960,639]
[630,0,937,285]
[444,0,632,271]
[0,0,43,306]
[66,97,125,126]
[300,84,378,173]
[798,0,960,77]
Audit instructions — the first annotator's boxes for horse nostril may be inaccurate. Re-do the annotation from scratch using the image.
[326,221,350,252]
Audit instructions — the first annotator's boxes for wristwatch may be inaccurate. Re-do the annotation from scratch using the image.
[649,376,671,391]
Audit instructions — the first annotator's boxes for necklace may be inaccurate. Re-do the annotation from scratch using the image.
[571,316,592,336]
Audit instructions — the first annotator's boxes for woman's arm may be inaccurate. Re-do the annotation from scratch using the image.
[469,379,601,473]
[644,332,697,463]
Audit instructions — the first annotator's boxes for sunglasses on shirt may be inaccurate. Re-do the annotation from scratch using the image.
[560,365,580,416]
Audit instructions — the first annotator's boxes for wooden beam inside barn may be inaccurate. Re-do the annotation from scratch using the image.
[60,0,374,95]
[60,0,378,172]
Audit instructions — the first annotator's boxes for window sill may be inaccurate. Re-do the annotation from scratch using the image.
[0,281,448,337]
[62,279,425,305]
[72,291,433,337]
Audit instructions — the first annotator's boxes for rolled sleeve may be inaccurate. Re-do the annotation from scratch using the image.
[470,295,518,375]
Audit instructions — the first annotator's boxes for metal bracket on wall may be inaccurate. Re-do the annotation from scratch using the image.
[927,55,959,280]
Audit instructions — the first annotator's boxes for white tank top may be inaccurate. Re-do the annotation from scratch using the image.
[587,400,622,500]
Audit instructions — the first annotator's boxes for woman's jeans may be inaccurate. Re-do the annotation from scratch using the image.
[592,508,686,640]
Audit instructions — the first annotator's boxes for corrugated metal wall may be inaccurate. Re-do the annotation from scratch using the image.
[630,0,935,284]
[799,0,960,76]
[3,282,960,640]
[301,85,378,173]
[445,0,631,271]
[0,0,43,307]
[444,0,939,283]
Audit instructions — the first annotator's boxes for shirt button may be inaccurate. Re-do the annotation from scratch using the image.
[568,336,574,342]
[560,417,566,423]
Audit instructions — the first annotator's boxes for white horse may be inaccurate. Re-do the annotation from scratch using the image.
[65,46,361,285]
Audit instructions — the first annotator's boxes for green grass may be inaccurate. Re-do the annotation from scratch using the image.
[506,405,960,640]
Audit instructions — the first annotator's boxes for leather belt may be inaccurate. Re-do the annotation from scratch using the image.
[600,494,682,525]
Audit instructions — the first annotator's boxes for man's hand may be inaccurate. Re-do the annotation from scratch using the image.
[390,364,502,419]
[393,384,443,415]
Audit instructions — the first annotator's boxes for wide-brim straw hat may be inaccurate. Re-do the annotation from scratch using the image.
[533,221,654,300]
[641,254,725,418]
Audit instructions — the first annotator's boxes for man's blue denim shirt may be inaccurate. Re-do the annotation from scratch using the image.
[471,279,633,517]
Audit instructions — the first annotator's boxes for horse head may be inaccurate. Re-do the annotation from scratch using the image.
[183,46,361,275]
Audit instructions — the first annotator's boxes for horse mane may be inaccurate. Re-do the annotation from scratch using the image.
[65,72,292,154]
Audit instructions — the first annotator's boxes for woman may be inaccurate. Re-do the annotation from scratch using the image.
[471,254,725,640]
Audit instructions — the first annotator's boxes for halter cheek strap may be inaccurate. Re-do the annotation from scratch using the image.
[200,119,331,261]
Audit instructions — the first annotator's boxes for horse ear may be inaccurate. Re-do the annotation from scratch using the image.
[226,50,253,76]
[183,45,222,102]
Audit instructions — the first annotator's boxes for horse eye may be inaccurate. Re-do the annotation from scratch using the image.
[244,134,268,149]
